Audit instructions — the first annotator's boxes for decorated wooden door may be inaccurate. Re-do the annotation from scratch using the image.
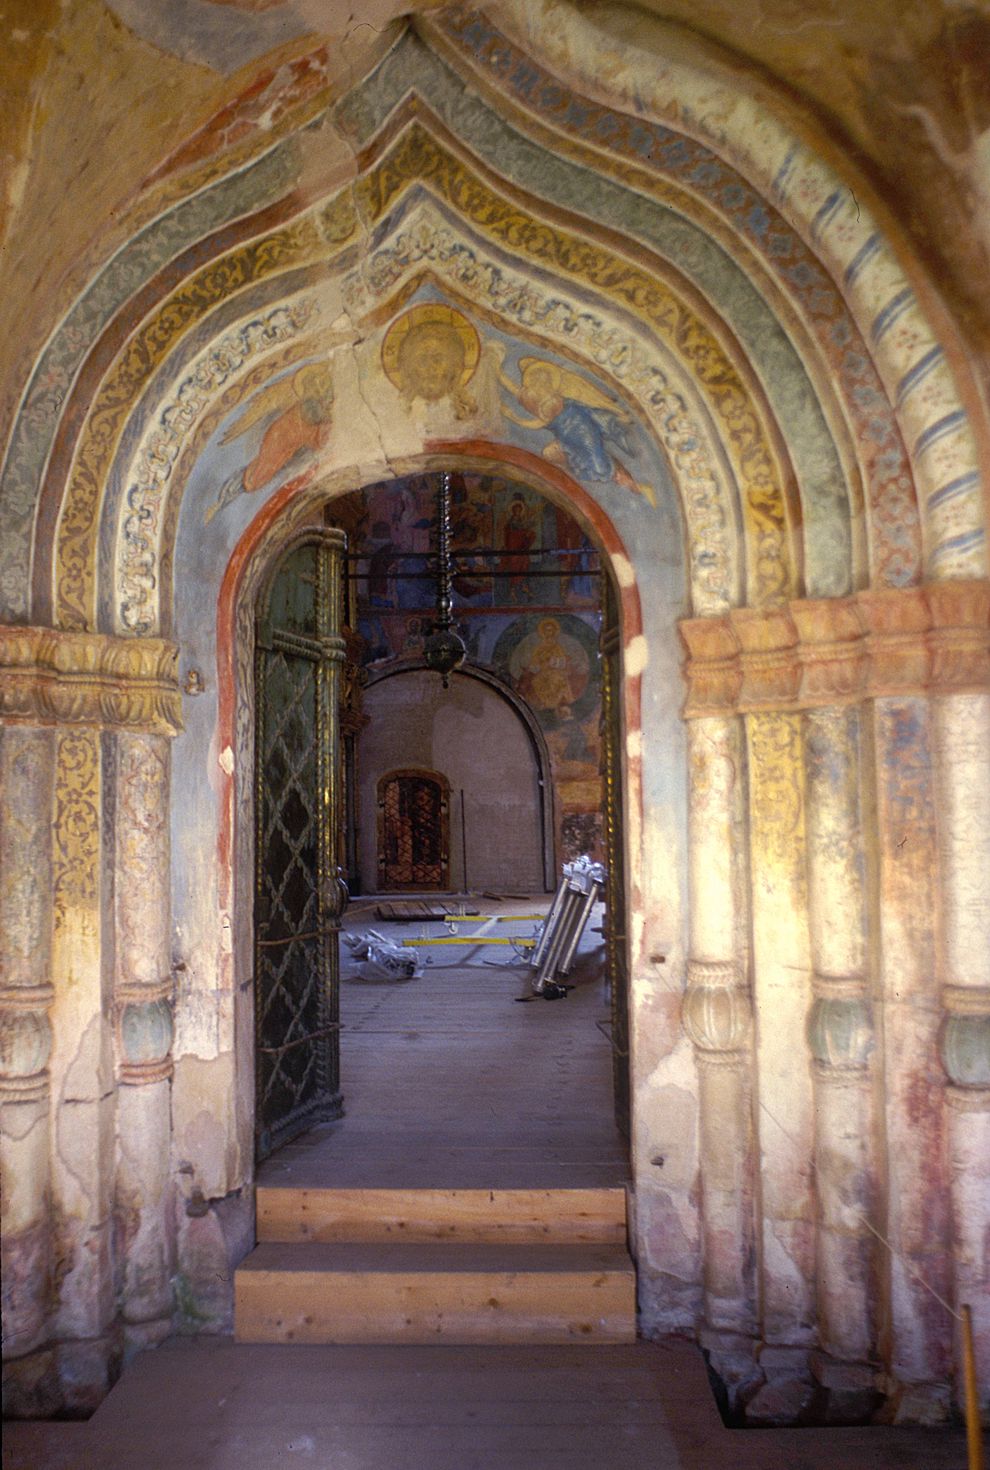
[601,573,630,1138]
[254,531,348,1160]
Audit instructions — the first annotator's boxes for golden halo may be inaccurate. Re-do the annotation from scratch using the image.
[381,304,481,394]
[293,362,334,398]
[517,358,562,391]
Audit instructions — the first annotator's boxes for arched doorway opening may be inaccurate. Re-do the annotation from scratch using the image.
[239,465,636,1182]
[377,767,451,891]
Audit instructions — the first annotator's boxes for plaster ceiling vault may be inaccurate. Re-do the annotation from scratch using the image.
[1,2,987,634]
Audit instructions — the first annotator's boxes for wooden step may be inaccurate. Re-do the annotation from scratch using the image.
[234,1240,637,1345]
[256,1186,628,1245]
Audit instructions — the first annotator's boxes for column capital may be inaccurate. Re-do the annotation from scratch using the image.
[0,626,182,735]
[681,581,990,716]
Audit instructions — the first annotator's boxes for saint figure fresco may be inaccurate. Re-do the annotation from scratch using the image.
[497,354,656,506]
[205,361,334,523]
[517,616,586,720]
[498,495,537,604]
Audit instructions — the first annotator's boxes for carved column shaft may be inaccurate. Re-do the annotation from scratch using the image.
[113,730,174,1354]
[802,705,877,1370]
[873,695,952,1404]
[0,726,56,1376]
[680,586,989,1412]
[683,716,755,1335]
[744,709,815,1345]
[49,726,116,1407]
[934,690,990,1403]
[1,626,182,1414]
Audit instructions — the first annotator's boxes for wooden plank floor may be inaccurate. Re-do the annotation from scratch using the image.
[3,1338,969,1470]
[375,899,483,921]
[258,896,629,1191]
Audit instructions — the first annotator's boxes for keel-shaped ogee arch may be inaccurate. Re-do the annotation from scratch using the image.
[5,18,980,632]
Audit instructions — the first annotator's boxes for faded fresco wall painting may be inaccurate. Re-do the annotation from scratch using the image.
[331,470,607,872]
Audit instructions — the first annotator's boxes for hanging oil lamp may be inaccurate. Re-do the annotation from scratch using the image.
[423,470,466,687]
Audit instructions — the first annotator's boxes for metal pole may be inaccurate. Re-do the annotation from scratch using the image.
[963,1304,985,1470]
[460,788,468,894]
[530,876,569,972]
[558,879,602,976]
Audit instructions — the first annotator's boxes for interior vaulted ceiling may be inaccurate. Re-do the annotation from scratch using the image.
[2,0,989,409]
[0,0,986,636]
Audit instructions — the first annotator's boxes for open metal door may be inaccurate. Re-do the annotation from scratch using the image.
[601,572,630,1138]
[254,531,348,1161]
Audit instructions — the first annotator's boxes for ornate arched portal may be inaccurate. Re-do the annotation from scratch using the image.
[1,8,988,1428]
[215,450,650,1217]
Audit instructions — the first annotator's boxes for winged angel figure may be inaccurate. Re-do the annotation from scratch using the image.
[204,362,334,523]
[497,354,656,507]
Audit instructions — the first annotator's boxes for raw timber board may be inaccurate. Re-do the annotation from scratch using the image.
[375,900,481,922]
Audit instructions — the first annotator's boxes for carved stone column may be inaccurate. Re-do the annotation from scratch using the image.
[933,685,990,1411]
[0,726,56,1414]
[680,584,990,1423]
[730,609,816,1360]
[860,588,952,1417]
[1,627,181,1415]
[113,731,175,1357]
[801,696,878,1415]
[47,724,116,1410]
[682,716,755,1353]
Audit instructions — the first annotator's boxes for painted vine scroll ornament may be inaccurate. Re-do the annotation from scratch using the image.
[204,361,335,522]
[495,351,657,507]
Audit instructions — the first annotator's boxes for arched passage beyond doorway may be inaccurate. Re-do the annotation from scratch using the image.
[360,663,555,895]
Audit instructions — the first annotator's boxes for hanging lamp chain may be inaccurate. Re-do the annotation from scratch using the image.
[423,469,467,686]
[436,469,454,631]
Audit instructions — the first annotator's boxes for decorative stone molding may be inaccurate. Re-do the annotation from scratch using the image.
[939,1005,990,1089]
[0,989,54,1102]
[728,606,801,708]
[944,1083,990,1113]
[0,627,182,735]
[118,996,174,1086]
[682,581,990,716]
[683,960,752,1057]
[942,983,990,1016]
[807,994,874,1070]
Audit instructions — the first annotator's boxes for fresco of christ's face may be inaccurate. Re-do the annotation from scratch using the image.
[398,325,465,402]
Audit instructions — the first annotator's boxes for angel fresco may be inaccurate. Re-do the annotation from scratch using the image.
[496,354,656,507]
[204,362,334,523]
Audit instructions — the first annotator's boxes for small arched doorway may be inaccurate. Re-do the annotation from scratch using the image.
[377,767,450,890]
